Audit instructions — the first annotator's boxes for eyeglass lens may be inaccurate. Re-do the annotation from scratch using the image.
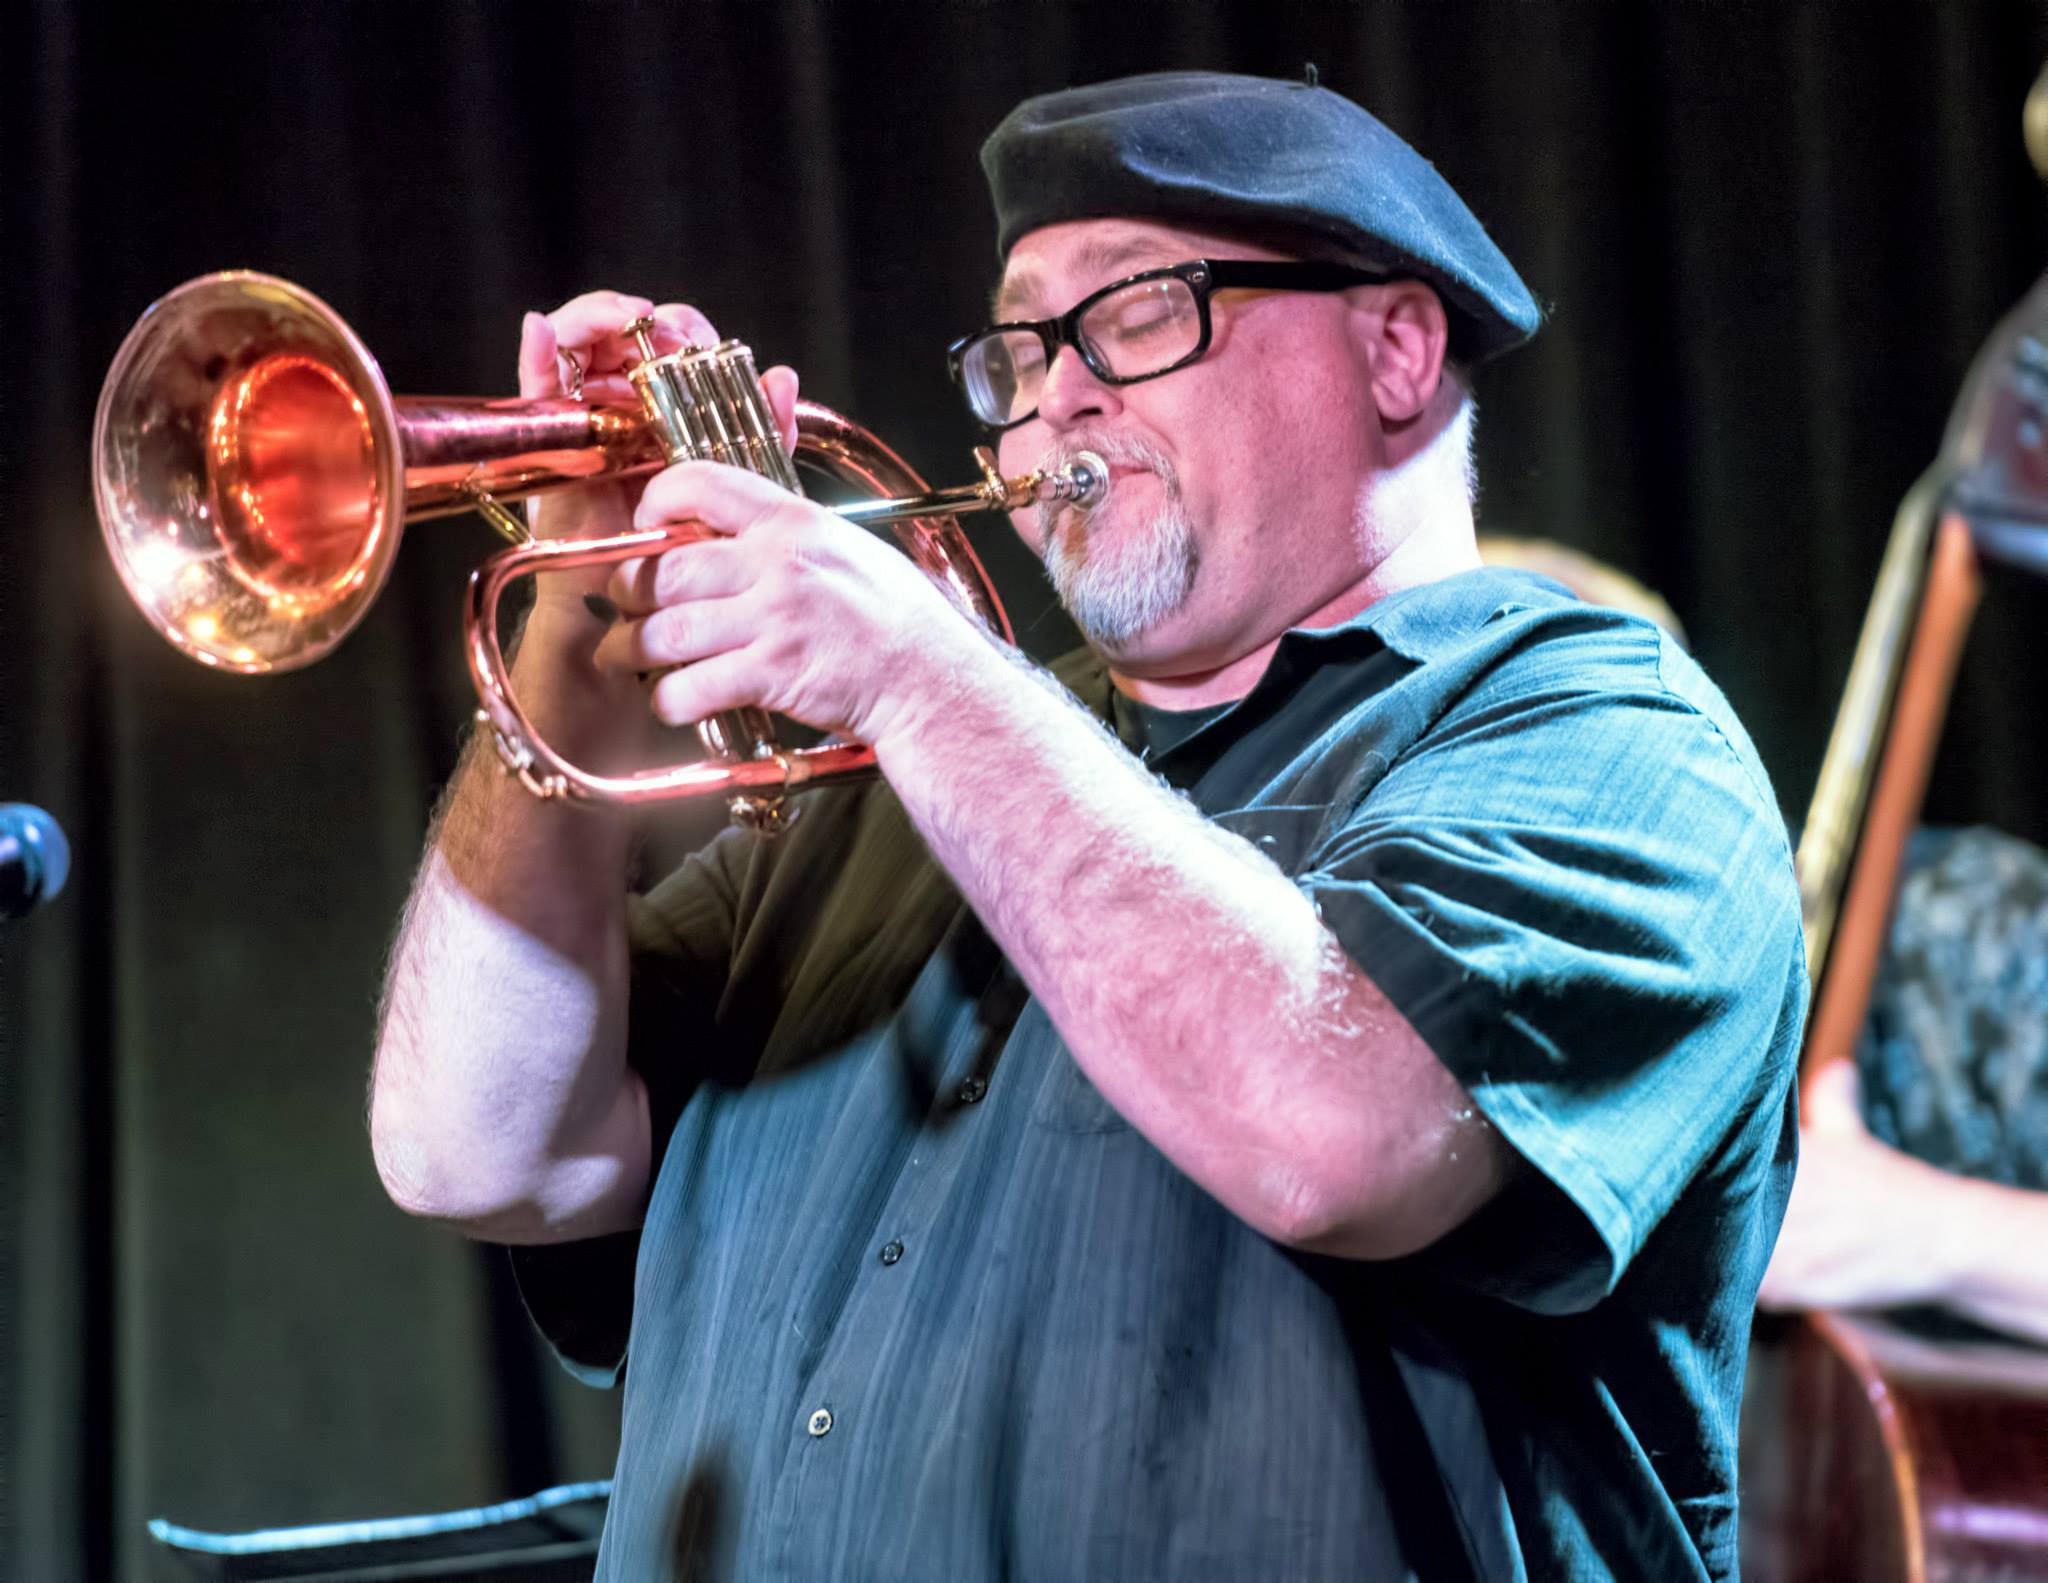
[961,275,1204,426]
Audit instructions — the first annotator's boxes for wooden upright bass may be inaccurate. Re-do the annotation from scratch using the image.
[1739,76,2048,1583]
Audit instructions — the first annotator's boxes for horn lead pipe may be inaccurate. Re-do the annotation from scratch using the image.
[833,448,1108,526]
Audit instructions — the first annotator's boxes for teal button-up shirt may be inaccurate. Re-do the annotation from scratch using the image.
[514,567,1806,1581]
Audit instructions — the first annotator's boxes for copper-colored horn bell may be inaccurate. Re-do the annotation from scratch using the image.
[93,272,1107,818]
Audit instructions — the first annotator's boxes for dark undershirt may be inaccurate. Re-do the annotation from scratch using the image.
[1107,685,1234,762]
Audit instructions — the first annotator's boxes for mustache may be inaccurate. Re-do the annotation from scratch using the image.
[1031,430,1177,536]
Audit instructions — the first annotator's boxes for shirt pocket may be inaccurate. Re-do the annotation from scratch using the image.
[1026,806,1335,1135]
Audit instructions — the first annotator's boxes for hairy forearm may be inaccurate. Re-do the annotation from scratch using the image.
[370,609,650,1241]
[875,635,1505,1257]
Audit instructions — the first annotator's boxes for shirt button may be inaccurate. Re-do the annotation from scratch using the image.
[807,1408,833,1437]
[879,1239,904,1266]
[957,1077,988,1104]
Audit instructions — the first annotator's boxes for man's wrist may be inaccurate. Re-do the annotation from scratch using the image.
[433,604,645,878]
[866,617,1036,771]
[520,595,618,671]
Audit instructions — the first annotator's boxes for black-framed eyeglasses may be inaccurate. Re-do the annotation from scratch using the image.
[946,258,1389,431]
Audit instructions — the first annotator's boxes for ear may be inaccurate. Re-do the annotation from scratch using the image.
[1354,282,1450,424]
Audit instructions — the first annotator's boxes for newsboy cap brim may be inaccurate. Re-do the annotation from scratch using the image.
[981,71,1540,365]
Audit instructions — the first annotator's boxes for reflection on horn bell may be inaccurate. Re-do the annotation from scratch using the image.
[93,272,1108,818]
[95,273,668,675]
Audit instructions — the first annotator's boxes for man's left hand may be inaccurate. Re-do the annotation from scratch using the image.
[593,461,991,751]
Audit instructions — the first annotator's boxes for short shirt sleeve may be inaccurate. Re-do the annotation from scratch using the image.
[507,828,755,1386]
[1301,620,1804,1312]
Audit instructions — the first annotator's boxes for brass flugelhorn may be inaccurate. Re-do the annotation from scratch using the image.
[93,273,1106,825]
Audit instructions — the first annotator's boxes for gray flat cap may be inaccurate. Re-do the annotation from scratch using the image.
[982,70,1540,363]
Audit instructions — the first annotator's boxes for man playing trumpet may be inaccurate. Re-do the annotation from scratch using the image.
[372,70,1805,1582]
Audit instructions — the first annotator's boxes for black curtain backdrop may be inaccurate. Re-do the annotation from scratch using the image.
[6,2,2048,1576]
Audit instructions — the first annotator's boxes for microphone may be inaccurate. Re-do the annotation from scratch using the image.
[1,804,71,921]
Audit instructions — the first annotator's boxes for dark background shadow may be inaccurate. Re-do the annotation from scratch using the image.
[5,2,2047,1576]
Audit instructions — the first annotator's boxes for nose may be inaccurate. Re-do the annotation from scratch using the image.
[1034,343,1121,431]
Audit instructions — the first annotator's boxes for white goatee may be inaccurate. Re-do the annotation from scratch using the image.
[1035,432,1199,647]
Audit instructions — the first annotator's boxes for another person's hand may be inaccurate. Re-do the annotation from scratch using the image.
[593,462,991,753]
[1759,1060,1958,1313]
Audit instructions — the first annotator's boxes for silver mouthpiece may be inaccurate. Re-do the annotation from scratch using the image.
[1039,451,1109,511]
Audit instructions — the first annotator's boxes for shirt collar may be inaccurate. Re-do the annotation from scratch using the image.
[1050,566,1576,727]
[1275,565,1574,667]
